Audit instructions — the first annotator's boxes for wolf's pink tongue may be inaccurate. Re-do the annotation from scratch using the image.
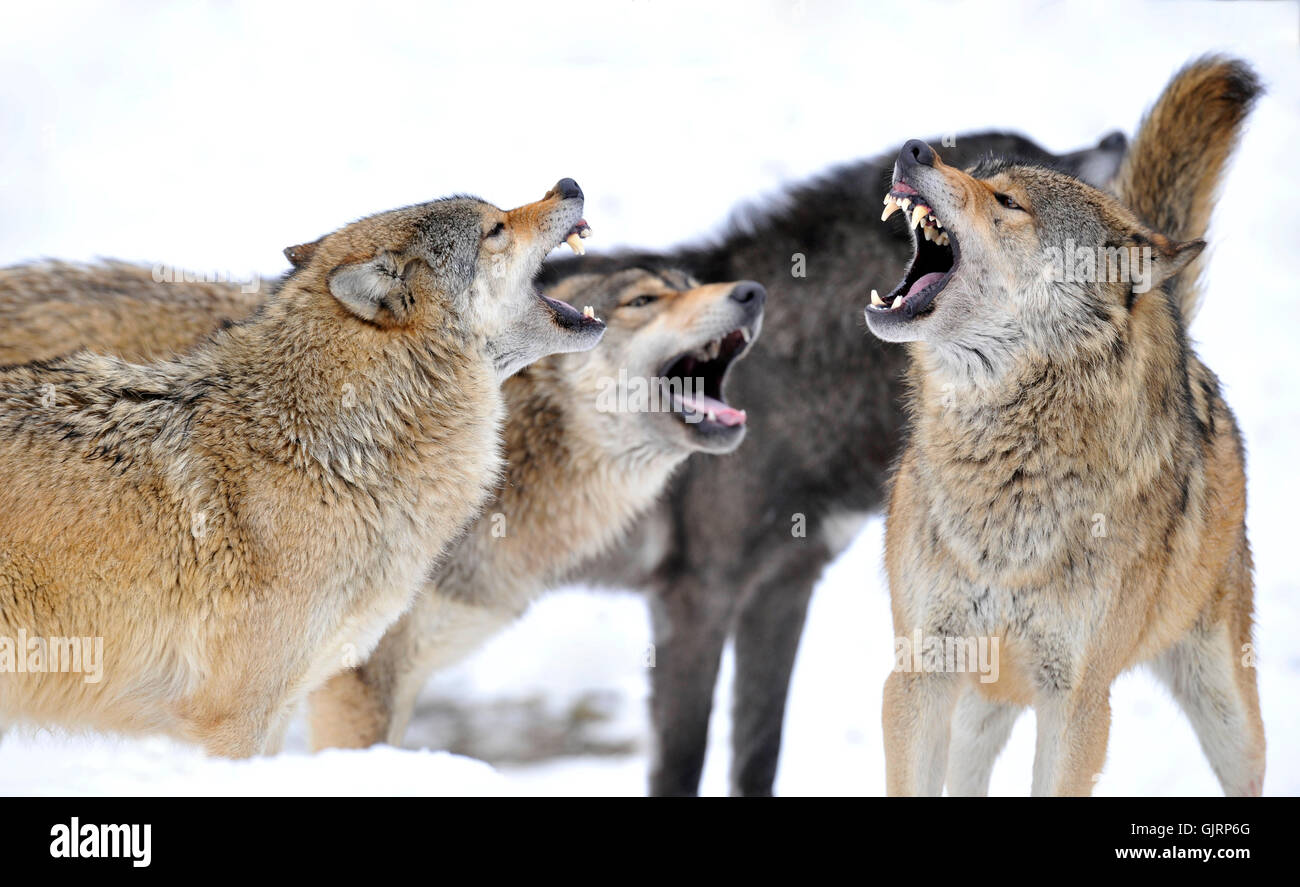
[907,271,946,298]
[679,393,746,426]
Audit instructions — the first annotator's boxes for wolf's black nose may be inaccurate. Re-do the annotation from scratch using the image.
[555,178,583,200]
[899,139,936,168]
[729,281,766,305]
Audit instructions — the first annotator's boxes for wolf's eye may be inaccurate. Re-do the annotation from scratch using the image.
[995,193,1025,211]
[484,222,506,239]
[625,294,660,308]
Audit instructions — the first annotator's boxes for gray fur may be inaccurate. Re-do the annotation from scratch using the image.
[549,130,1129,796]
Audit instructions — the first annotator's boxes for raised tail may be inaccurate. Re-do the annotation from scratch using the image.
[1114,55,1261,324]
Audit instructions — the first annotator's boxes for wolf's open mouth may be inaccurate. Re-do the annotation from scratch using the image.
[563,221,592,255]
[869,181,959,318]
[659,325,756,431]
[538,289,604,333]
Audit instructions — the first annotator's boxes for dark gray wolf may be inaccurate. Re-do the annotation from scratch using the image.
[547,130,1129,795]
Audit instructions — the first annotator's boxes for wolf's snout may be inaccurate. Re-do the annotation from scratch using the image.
[729,281,766,306]
[899,139,937,169]
[549,178,583,201]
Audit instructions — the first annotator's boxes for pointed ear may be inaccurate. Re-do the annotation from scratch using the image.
[327,252,413,326]
[1148,234,1205,288]
[283,238,322,267]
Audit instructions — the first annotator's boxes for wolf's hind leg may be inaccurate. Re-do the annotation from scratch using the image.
[1151,615,1265,796]
[945,687,1022,796]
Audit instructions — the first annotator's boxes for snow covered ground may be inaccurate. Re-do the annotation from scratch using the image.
[0,0,1296,795]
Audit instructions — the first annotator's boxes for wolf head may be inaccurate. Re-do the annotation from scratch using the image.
[282,179,605,380]
[536,267,765,455]
[864,140,1202,379]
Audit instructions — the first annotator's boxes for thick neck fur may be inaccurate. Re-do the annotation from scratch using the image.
[189,287,495,485]
[435,357,687,615]
[905,289,1195,578]
[0,278,501,527]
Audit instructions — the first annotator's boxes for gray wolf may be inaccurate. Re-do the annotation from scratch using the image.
[548,129,1129,795]
[308,267,765,749]
[0,260,765,756]
[865,58,1263,796]
[0,179,604,757]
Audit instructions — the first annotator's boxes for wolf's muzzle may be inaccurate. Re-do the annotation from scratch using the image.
[729,281,765,306]
[897,139,937,175]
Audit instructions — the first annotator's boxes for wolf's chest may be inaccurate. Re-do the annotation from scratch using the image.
[919,443,1105,585]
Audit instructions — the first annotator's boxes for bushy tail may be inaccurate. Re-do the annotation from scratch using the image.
[1114,55,1261,323]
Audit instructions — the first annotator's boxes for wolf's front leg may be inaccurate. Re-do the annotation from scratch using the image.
[946,687,1022,796]
[308,589,513,751]
[882,669,960,796]
[647,582,732,797]
[1030,685,1112,796]
[192,706,278,759]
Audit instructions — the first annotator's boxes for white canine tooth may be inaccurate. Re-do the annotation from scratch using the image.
[871,289,885,307]
[911,206,928,229]
[707,409,716,422]
[882,195,892,206]
[565,233,585,255]
[891,296,904,310]
[740,327,752,343]
[881,199,901,221]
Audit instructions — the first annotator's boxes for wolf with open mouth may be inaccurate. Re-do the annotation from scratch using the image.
[0,178,608,756]
[867,57,1264,796]
[562,129,1131,796]
[309,266,766,750]
[0,249,765,757]
[870,171,958,320]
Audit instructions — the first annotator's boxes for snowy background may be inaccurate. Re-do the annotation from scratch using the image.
[0,0,1296,795]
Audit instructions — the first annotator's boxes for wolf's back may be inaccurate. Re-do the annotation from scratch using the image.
[0,261,260,364]
[1114,56,1261,324]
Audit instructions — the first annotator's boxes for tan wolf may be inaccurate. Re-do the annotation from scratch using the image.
[0,180,604,757]
[309,266,765,749]
[864,57,1264,796]
[0,260,764,752]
